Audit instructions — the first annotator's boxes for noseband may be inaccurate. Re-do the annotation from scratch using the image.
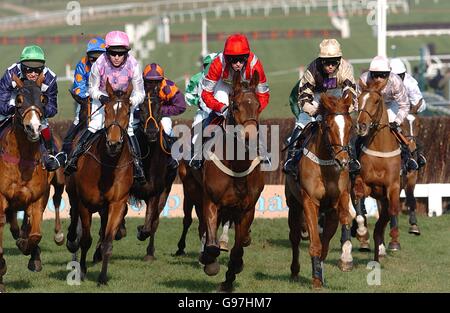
[105,99,128,143]
[321,112,351,160]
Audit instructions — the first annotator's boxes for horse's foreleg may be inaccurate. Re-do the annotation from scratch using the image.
[405,173,420,235]
[302,191,322,289]
[287,193,302,282]
[78,203,92,281]
[143,193,167,262]
[0,200,7,292]
[5,209,19,240]
[93,209,107,264]
[114,205,127,241]
[321,210,339,262]
[202,198,220,276]
[373,198,390,262]
[175,195,194,256]
[219,220,231,252]
[53,183,65,246]
[337,192,353,272]
[387,185,401,251]
[98,201,126,285]
[16,199,44,257]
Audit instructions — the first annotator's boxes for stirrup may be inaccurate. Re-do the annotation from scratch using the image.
[349,159,361,173]
[406,158,419,172]
[189,158,202,170]
[283,158,297,176]
[44,154,62,172]
[417,154,426,168]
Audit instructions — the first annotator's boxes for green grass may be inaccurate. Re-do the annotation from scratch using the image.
[2,214,450,293]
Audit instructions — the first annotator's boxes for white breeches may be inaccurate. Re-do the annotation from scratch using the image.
[88,98,135,136]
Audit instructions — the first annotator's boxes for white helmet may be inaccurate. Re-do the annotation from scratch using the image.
[318,39,342,58]
[369,55,390,72]
[390,58,407,74]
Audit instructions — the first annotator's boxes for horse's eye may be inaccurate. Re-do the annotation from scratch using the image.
[40,95,48,105]
[16,95,24,107]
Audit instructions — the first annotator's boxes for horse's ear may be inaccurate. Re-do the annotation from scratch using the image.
[105,78,114,97]
[35,72,45,88]
[125,81,133,99]
[320,93,333,112]
[232,71,242,94]
[12,74,24,88]
[250,70,260,90]
[411,99,422,114]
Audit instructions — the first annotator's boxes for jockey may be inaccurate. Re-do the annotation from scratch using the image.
[358,55,418,172]
[390,58,427,168]
[0,45,65,171]
[190,33,270,169]
[140,62,186,168]
[61,37,106,158]
[64,30,146,185]
[184,52,218,145]
[283,39,359,176]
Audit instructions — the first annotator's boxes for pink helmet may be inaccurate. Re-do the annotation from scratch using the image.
[105,31,130,49]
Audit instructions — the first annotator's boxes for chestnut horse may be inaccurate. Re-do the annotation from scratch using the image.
[353,80,402,261]
[132,85,177,261]
[285,91,353,289]
[179,72,264,292]
[0,75,53,292]
[65,80,134,285]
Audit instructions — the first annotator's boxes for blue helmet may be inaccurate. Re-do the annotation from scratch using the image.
[86,37,106,53]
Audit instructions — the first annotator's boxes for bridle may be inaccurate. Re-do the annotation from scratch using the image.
[357,90,388,132]
[320,111,352,161]
[104,99,129,143]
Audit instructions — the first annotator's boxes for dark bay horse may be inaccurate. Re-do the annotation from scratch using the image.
[285,91,353,289]
[132,84,177,261]
[66,80,134,285]
[0,74,53,292]
[353,80,402,261]
[179,72,264,292]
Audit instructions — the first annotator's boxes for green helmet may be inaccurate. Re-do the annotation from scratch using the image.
[20,45,45,63]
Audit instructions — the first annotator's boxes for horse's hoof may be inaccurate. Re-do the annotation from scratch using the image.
[218,282,233,293]
[54,232,65,246]
[66,240,79,254]
[16,239,31,256]
[300,231,309,241]
[10,228,20,240]
[143,255,156,262]
[290,274,299,282]
[388,242,401,251]
[359,243,371,252]
[0,259,7,276]
[28,259,42,272]
[136,225,150,241]
[312,278,323,290]
[235,263,244,274]
[242,236,252,247]
[93,249,102,264]
[219,241,229,252]
[80,270,87,282]
[0,284,5,293]
[97,277,108,286]
[174,250,186,256]
[338,260,353,272]
[115,227,127,241]
[204,261,220,276]
[205,245,221,258]
[409,224,421,236]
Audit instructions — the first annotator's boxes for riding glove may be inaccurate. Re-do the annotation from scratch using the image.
[303,101,318,116]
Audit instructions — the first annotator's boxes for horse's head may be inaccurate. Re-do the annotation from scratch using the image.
[12,74,46,142]
[356,79,387,137]
[104,79,132,157]
[228,71,261,141]
[139,80,162,142]
[319,91,353,169]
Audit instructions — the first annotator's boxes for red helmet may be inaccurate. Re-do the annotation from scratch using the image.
[223,34,250,56]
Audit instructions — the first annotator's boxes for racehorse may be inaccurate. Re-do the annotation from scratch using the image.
[178,72,264,292]
[132,83,177,261]
[353,79,402,261]
[0,74,53,292]
[65,80,134,285]
[285,91,353,289]
[391,100,423,237]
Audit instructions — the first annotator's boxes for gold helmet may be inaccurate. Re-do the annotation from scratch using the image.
[318,39,342,58]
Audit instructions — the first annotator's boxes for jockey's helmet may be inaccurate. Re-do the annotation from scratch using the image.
[20,45,45,68]
[390,58,407,75]
[87,37,106,54]
[143,63,164,81]
[318,39,342,58]
[369,56,390,72]
[105,30,130,53]
[223,34,250,56]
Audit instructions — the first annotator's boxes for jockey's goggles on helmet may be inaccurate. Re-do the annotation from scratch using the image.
[397,72,406,81]
[87,51,103,63]
[226,54,249,64]
[321,58,341,67]
[371,71,390,79]
[107,50,128,57]
[21,64,44,74]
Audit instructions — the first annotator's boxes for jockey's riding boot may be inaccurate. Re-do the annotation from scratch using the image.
[62,122,81,157]
[417,153,427,168]
[348,147,361,174]
[165,134,179,170]
[64,129,95,175]
[283,126,303,176]
[401,143,419,172]
[40,127,64,172]
[129,135,146,185]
